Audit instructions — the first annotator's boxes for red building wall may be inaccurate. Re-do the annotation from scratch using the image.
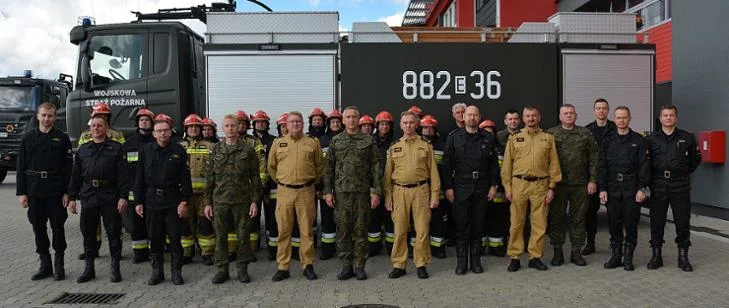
[499,0,557,28]
[644,21,672,83]
[425,0,474,28]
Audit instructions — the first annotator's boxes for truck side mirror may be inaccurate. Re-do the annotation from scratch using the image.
[80,55,92,92]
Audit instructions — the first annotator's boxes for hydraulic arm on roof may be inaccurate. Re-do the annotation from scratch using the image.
[131,0,273,24]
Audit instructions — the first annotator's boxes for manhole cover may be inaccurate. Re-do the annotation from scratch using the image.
[341,305,400,308]
[45,293,125,305]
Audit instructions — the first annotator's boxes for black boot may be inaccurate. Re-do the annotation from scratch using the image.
[647,245,663,270]
[623,243,636,271]
[337,265,355,280]
[455,244,468,275]
[148,254,164,285]
[551,247,564,266]
[133,249,149,264]
[432,246,446,259]
[470,241,484,274]
[678,247,693,272]
[202,255,214,266]
[110,257,122,282]
[31,254,53,281]
[570,247,587,266]
[53,253,65,281]
[77,258,96,283]
[604,243,623,269]
[212,267,230,284]
[238,266,251,283]
[267,247,277,261]
[582,239,596,256]
[368,242,382,258]
[171,254,184,285]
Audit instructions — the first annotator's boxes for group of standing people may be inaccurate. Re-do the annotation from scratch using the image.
[16,97,701,286]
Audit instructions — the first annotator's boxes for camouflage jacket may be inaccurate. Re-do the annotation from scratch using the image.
[205,139,262,206]
[324,130,382,195]
[547,125,599,185]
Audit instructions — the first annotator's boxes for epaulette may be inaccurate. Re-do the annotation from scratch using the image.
[512,129,522,134]
[390,138,402,146]
[420,136,431,144]
[543,130,554,135]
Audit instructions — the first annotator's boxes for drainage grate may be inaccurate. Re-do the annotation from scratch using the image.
[341,305,400,308]
[45,293,125,305]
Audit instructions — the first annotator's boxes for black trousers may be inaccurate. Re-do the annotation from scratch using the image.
[453,191,487,247]
[28,196,68,255]
[320,198,336,253]
[650,191,691,248]
[146,207,183,257]
[130,208,149,250]
[429,198,447,249]
[585,194,601,243]
[606,192,641,245]
[485,201,509,239]
[80,205,121,259]
[264,196,279,248]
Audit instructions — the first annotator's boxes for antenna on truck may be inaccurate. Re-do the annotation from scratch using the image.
[131,0,272,24]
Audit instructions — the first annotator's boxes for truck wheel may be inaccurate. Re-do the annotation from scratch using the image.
[0,168,6,184]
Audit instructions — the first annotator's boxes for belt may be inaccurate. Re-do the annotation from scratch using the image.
[85,179,116,188]
[513,175,548,182]
[614,173,635,182]
[25,170,60,179]
[149,188,178,196]
[457,171,484,180]
[654,170,683,179]
[394,180,428,188]
[278,181,313,189]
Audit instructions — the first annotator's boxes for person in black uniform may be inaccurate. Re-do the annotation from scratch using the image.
[583,98,617,255]
[646,105,701,272]
[68,116,127,283]
[420,115,448,259]
[121,108,156,263]
[443,106,500,275]
[134,114,193,285]
[314,109,343,260]
[16,103,73,281]
[253,110,277,261]
[598,106,650,271]
[372,111,396,255]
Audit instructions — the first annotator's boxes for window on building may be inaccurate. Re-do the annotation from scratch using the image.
[441,1,457,27]
[628,0,671,31]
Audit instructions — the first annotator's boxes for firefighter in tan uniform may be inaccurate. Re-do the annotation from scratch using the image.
[384,111,441,279]
[179,114,215,265]
[268,111,324,282]
[502,106,562,272]
[232,110,266,260]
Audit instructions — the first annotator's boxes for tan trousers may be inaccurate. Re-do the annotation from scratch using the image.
[507,178,549,259]
[276,185,316,270]
[391,184,432,269]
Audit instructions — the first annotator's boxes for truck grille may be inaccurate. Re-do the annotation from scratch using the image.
[0,121,25,153]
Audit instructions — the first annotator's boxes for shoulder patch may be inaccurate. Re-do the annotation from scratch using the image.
[393,147,402,153]
[52,137,61,142]
[280,142,288,148]
[516,137,525,142]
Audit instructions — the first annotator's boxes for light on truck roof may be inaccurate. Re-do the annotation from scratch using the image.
[24,70,31,78]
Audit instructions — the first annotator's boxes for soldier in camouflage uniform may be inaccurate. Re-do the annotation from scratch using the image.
[77,102,126,261]
[234,110,266,260]
[205,114,261,284]
[324,106,382,281]
[179,114,215,266]
[547,104,599,267]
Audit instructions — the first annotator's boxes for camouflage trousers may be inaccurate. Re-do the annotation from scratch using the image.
[213,203,253,271]
[548,184,589,249]
[334,192,371,268]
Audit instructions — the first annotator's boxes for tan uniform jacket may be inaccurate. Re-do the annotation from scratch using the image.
[501,128,562,195]
[267,134,324,186]
[383,135,441,204]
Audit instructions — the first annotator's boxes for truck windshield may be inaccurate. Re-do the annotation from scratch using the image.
[89,34,145,85]
[0,86,35,111]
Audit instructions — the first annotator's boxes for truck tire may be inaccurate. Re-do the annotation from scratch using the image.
[0,168,6,185]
